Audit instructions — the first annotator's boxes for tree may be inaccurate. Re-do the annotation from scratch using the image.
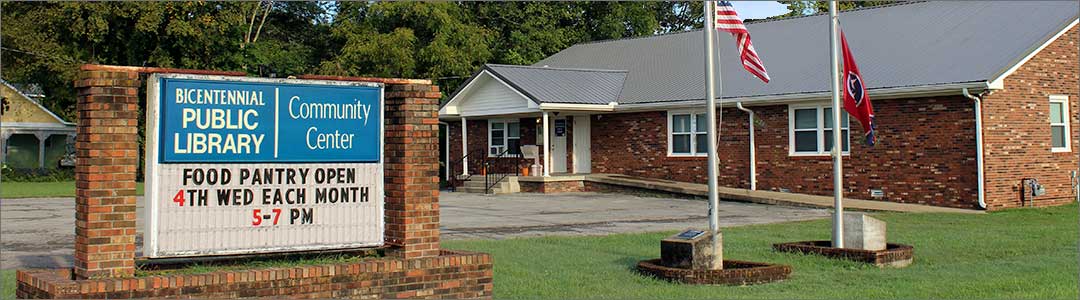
[465,2,585,66]
[319,2,493,81]
[1,1,329,118]
[465,1,703,65]
[778,1,894,18]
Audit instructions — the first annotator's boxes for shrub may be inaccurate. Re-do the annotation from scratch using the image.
[0,164,75,182]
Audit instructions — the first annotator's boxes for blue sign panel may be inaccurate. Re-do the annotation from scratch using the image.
[157,77,381,163]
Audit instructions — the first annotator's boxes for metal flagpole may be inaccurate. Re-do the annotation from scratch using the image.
[828,0,845,248]
[703,0,723,269]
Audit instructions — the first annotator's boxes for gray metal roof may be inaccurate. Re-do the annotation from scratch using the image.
[483,64,627,105]
[533,1,1079,105]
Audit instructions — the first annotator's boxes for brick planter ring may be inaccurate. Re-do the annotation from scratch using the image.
[772,241,914,268]
[635,259,791,285]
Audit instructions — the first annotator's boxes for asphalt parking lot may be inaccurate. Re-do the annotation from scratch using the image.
[0,192,829,269]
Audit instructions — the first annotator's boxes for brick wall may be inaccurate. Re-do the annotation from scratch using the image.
[981,26,1079,209]
[590,111,751,188]
[591,95,981,208]
[447,119,486,176]
[564,116,574,171]
[73,69,141,279]
[383,83,443,259]
[17,250,492,299]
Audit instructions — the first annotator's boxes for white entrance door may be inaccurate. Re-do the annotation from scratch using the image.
[551,117,568,173]
[573,116,591,173]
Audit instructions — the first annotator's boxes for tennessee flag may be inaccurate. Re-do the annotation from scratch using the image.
[840,30,876,146]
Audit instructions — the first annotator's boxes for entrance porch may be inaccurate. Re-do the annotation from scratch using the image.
[447,112,594,178]
[438,64,623,193]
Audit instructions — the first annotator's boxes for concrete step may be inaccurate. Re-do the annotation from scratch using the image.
[458,177,519,194]
[463,181,489,187]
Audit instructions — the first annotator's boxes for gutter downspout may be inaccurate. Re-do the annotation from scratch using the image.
[736,102,756,190]
[963,88,987,209]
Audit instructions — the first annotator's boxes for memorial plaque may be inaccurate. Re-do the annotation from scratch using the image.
[676,229,705,240]
[144,74,384,258]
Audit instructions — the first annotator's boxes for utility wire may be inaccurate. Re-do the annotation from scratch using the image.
[0,46,82,64]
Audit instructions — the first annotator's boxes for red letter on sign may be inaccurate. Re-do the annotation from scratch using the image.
[252,209,263,226]
[272,208,282,225]
[173,190,185,206]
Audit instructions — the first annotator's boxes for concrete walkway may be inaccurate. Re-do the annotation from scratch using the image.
[586,174,984,214]
[439,192,829,240]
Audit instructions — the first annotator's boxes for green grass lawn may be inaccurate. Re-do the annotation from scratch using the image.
[444,203,1080,299]
[0,181,143,198]
[2,270,13,299]
[1,204,1075,299]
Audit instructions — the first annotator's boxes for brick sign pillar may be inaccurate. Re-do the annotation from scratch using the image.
[383,82,442,259]
[73,69,141,279]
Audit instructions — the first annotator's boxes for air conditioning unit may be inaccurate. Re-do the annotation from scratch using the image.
[869,189,885,198]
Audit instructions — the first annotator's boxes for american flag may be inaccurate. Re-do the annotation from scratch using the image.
[714,1,770,83]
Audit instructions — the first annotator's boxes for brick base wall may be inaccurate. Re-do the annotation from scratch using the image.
[590,96,981,209]
[451,95,985,209]
[584,181,702,199]
[16,250,492,299]
[519,180,584,193]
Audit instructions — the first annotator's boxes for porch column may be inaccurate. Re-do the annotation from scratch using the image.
[36,133,47,170]
[461,117,468,176]
[543,111,551,177]
[0,132,9,163]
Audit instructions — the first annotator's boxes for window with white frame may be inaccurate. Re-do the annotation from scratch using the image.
[668,111,709,156]
[1050,95,1070,152]
[489,120,521,155]
[789,104,849,155]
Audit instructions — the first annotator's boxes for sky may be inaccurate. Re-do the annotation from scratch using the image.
[728,1,791,20]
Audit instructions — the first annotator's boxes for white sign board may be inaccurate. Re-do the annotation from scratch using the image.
[144,74,384,258]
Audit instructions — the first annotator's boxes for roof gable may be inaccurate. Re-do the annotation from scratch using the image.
[439,71,540,117]
[1,80,72,126]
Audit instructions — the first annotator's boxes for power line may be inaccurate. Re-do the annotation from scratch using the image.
[433,75,467,80]
[0,46,82,64]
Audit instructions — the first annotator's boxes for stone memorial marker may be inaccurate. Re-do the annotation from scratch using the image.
[660,229,717,270]
[843,213,886,251]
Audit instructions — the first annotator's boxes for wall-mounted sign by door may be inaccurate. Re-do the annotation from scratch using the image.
[144,74,384,258]
[554,119,567,136]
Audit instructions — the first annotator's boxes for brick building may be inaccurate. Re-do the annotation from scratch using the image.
[439,1,1080,210]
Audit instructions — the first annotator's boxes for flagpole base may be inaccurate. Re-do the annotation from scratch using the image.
[772,241,914,268]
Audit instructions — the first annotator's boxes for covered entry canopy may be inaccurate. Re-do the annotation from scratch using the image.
[438,64,625,118]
